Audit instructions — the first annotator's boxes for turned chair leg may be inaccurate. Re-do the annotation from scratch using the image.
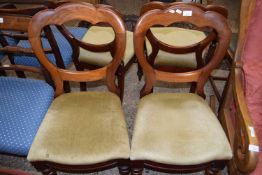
[118,159,130,175]
[131,161,143,175]
[32,162,57,175]
[205,161,227,175]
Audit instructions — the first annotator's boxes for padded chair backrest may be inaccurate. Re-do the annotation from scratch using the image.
[135,4,231,97]
[28,3,126,97]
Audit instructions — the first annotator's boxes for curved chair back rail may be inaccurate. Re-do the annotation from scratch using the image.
[134,4,231,98]
[29,3,126,97]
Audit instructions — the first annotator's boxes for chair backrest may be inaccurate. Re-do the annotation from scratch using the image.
[28,3,126,97]
[57,4,125,67]
[140,1,228,71]
[135,4,231,97]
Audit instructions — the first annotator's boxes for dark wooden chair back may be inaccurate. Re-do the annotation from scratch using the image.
[134,3,231,98]
[28,2,126,97]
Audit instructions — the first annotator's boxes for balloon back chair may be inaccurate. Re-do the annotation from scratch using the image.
[137,1,229,102]
[131,4,232,175]
[27,3,130,175]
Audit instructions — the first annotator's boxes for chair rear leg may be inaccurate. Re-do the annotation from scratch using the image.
[205,161,227,175]
[137,62,143,81]
[131,161,143,175]
[32,162,57,175]
[118,159,130,175]
[117,63,125,101]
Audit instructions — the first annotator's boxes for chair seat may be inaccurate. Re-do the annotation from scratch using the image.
[0,77,54,156]
[146,27,206,68]
[130,93,232,165]
[14,26,87,68]
[79,26,134,66]
[27,92,130,165]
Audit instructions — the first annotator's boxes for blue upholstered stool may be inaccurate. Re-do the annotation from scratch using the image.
[0,77,54,156]
[14,26,87,68]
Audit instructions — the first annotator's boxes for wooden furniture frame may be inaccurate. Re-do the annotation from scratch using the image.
[28,3,129,174]
[137,1,228,97]
[219,0,259,174]
[132,4,231,174]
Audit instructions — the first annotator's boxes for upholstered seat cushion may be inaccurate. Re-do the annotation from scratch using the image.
[14,26,87,68]
[131,93,232,165]
[27,92,130,165]
[146,27,206,68]
[79,26,134,66]
[0,77,54,156]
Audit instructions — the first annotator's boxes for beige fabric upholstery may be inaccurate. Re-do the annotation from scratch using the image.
[131,93,232,165]
[79,26,134,66]
[146,27,206,68]
[28,92,130,165]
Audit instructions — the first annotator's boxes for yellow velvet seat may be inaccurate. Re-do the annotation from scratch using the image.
[130,93,232,165]
[27,92,130,165]
[145,27,206,68]
[79,26,135,66]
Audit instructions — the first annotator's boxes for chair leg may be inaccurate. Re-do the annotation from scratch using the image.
[205,161,226,175]
[131,161,144,175]
[118,159,130,175]
[32,162,57,175]
[137,62,143,81]
[117,64,125,101]
[15,71,26,78]
[63,81,71,93]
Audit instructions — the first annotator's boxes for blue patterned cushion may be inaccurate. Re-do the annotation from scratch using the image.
[14,26,87,68]
[0,77,54,156]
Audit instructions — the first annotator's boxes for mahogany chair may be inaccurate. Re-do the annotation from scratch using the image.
[137,1,228,102]
[131,4,232,175]
[27,3,130,175]
[219,0,260,174]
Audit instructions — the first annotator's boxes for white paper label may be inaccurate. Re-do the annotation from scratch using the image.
[249,144,259,152]
[249,126,255,137]
[169,9,175,14]
[0,18,3,23]
[176,9,182,14]
[183,10,192,16]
